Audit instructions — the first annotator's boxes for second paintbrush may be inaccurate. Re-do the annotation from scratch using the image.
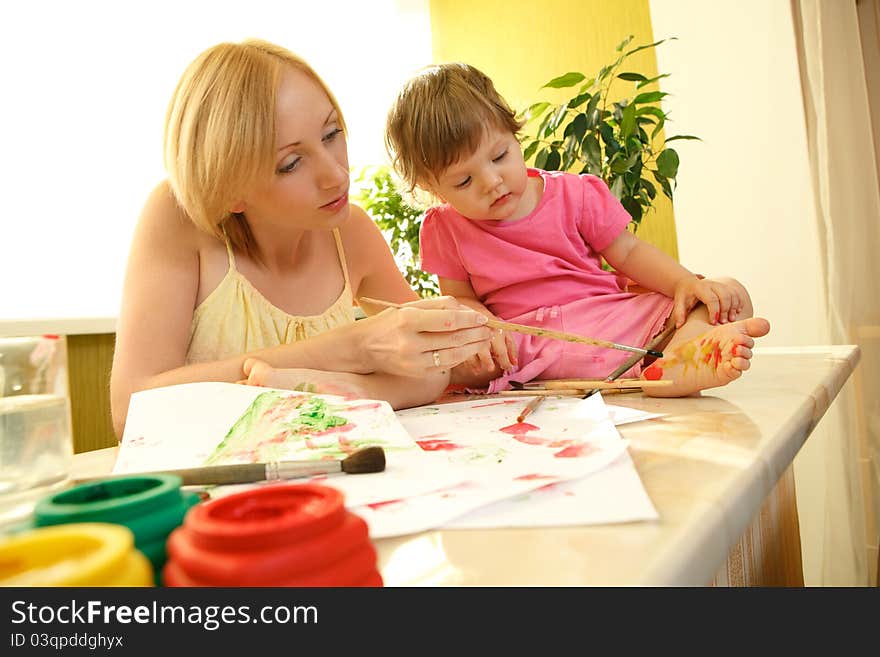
[358,297,663,359]
[75,446,386,487]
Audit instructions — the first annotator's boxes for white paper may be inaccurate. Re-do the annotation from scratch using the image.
[356,394,633,537]
[445,450,658,529]
[115,383,462,507]
[116,383,649,538]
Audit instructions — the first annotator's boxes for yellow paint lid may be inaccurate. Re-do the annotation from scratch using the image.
[0,522,153,586]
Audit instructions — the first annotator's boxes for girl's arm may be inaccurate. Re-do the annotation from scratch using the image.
[600,230,744,328]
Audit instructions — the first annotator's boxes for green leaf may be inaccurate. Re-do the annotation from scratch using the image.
[583,134,602,168]
[636,73,671,89]
[535,111,554,140]
[621,196,644,223]
[598,65,613,81]
[620,102,636,139]
[624,37,675,59]
[572,112,587,142]
[598,123,619,155]
[651,115,666,139]
[577,78,597,94]
[664,134,701,142]
[523,101,550,123]
[617,72,648,82]
[610,175,624,199]
[544,149,561,171]
[546,105,569,134]
[633,91,667,105]
[615,35,635,52]
[542,72,586,89]
[567,92,591,108]
[656,148,679,178]
[636,106,666,119]
[522,140,539,161]
[640,177,657,199]
[534,147,549,169]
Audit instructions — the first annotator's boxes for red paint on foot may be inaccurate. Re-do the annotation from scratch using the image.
[643,364,664,380]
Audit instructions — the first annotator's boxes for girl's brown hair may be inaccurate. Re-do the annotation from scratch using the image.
[164,39,345,262]
[385,62,523,193]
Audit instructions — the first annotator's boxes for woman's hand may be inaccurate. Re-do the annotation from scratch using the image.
[466,328,518,375]
[672,276,745,327]
[357,296,493,377]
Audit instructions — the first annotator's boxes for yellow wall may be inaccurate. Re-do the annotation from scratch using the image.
[429,0,679,258]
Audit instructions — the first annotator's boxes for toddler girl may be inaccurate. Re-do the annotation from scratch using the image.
[384,62,770,396]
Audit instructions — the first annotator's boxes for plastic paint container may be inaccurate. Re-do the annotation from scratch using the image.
[33,474,200,580]
[0,522,152,586]
[164,483,382,587]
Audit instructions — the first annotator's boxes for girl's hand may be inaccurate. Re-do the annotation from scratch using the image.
[672,276,745,327]
[467,328,518,375]
[358,296,493,377]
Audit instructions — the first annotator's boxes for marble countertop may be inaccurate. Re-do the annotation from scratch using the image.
[0,317,116,337]
[69,345,860,586]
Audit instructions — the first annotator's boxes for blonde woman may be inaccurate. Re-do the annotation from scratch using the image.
[110,40,491,437]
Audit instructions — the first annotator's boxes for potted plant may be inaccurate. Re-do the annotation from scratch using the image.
[354,165,440,297]
[518,35,698,231]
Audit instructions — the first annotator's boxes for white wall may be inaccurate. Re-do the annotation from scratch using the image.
[648,0,829,348]
[0,0,431,320]
[648,0,864,584]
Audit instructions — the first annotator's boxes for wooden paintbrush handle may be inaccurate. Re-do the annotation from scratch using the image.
[484,318,648,355]
[543,379,673,390]
[358,297,652,357]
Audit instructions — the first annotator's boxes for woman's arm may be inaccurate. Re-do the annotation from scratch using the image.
[111,196,492,435]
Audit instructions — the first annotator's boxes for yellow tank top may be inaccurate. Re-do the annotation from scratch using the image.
[186,228,356,364]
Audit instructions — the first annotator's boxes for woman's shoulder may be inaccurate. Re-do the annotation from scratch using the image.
[136,180,218,257]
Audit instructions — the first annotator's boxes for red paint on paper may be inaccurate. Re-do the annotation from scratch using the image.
[553,443,595,458]
[416,439,461,451]
[471,400,519,408]
[515,474,557,481]
[499,422,539,434]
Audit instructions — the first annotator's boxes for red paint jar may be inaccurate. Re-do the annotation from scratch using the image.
[163,483,382,587]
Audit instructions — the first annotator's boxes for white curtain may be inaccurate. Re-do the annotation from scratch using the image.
[791,0,880,585]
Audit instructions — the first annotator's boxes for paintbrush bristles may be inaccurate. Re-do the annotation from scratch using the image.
[340,446,386,474]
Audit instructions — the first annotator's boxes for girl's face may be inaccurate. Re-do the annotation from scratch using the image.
[429,125,538,222]
[238,66,350,231]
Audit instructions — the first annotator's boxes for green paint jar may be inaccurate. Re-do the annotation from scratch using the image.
[33,474,200,583]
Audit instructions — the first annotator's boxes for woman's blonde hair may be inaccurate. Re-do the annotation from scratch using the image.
[164,39,345,261]
[385,62,523,193]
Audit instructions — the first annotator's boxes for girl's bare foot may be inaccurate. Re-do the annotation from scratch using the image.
[242,359,370,400]
[641,317,771,397]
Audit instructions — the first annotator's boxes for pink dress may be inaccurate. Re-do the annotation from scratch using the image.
[419,169,673,392]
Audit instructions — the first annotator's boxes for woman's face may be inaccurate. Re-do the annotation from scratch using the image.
[240,66,350,231]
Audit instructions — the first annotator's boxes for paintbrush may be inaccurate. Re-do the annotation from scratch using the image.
[584,321,677,398]
[358,297,663,359]
[516,395,545,423]
[500,388,641,397]
[543,379,673,390]
[75,446,386,487]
